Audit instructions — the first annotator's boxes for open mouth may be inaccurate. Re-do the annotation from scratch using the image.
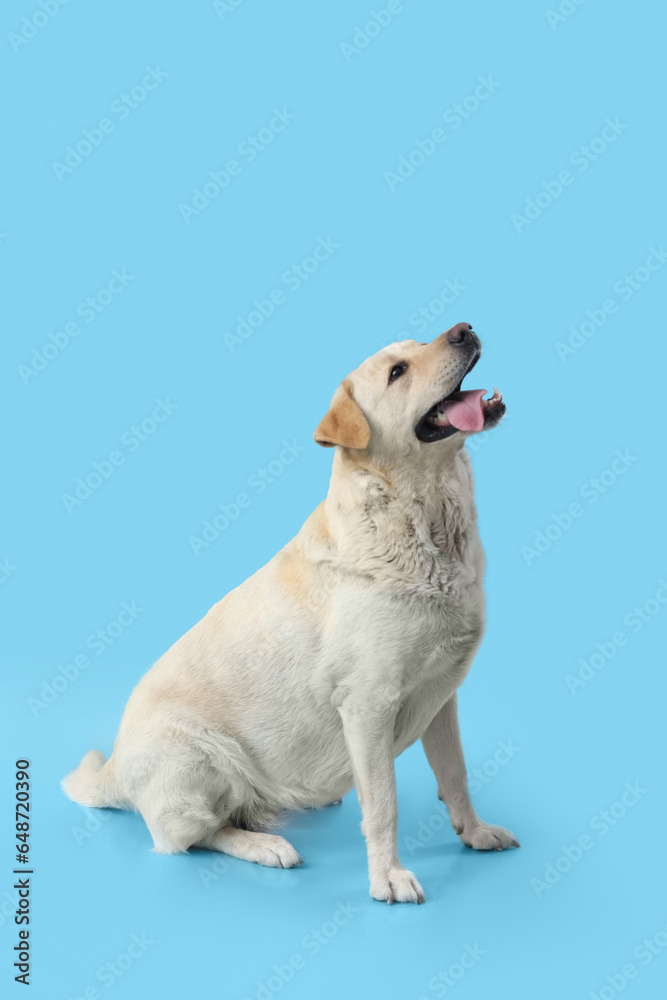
[415,355,505,442]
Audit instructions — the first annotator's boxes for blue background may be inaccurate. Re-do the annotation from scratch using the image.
[2,1,666,997]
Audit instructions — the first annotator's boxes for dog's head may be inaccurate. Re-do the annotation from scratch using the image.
[314,324,505,458]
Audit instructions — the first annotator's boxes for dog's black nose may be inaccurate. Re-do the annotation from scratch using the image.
[446,322,473,345]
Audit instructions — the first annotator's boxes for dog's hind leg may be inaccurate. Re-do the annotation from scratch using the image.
[126,719,299,863]
[133,754,234,855]
[198,825,302,869]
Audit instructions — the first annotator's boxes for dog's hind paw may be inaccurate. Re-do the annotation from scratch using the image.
[248,834,303,868]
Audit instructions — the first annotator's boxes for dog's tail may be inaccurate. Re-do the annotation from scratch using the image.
[61,750,126,809]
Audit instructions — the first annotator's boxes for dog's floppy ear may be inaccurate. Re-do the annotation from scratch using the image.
[314,379,370,449]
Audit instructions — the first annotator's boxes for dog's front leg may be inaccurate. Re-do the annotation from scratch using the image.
[422,692,519,851]
[338,701,425,904]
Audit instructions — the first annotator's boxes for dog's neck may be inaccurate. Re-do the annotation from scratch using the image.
[322,444,483,597]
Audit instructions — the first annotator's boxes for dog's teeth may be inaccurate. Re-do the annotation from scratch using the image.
[481,386,502,409]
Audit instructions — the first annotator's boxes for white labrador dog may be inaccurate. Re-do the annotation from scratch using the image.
[63,323,518,903]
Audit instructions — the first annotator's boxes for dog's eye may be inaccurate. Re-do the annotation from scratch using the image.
[388,363,407,384]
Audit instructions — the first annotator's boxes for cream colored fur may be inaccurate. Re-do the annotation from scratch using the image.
[62,328,518,903]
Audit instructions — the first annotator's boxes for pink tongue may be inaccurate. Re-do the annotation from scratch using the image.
[439,389,487,431]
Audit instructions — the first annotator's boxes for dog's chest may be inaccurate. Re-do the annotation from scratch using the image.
[387,597,484,748]
[401,590,484,681]
[333,581,485,697]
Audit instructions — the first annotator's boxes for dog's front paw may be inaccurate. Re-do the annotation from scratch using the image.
[370,867,425,904]
[460,822,519,851]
